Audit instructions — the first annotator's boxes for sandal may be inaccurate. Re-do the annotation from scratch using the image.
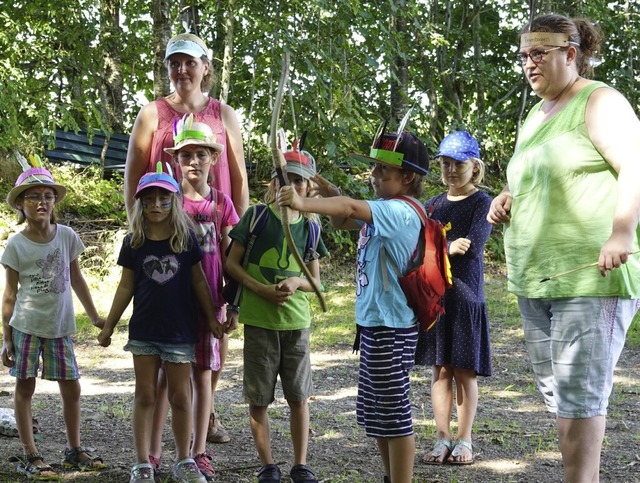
[11,453,58,481]
[448,439,475,465]
[206,412,230,443]
[422,439,452,465]
[62,447,106,471]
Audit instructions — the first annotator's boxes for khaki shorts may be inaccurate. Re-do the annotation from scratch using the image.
[243,325,313,406]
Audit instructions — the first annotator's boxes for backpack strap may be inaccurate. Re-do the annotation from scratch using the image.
[224,205,270,306]
[210,188,226,245]
[381,196,426,291]
[303,219,321,264]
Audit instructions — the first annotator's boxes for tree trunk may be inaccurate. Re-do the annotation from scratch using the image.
[153,0,171,98]
[220,0,235,103]
[99,0,125,136]
[389,4,409,123]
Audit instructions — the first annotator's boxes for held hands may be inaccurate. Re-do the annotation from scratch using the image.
[487,192,512,225]
[97,327,114,348]
[92,316,106,330]
[449,237,471,256]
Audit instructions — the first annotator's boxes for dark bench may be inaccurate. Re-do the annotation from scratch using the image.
[45,130,129,175]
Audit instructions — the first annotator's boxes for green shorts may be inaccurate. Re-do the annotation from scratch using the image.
[243,325,313,406]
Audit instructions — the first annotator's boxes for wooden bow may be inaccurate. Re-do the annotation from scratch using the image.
[270,52,327,312]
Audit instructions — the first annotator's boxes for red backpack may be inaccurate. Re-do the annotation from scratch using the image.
[382,195,453,331]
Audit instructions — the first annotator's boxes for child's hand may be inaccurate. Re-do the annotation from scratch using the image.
[224,309,239,333]
[261,283,294,306]
[310,174,342,198]
[277,186,302,211]
[1,341,15,368]
[97,328,113,347]
[449,237,471,256]
[276,278,299,295]
[208,319,224,339]
[92,316,106,330]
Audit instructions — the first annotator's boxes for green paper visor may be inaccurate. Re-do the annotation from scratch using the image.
[368,148,404,167]
[174,129,208,144]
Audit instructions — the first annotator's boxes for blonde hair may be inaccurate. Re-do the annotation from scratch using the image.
[439,157,485,186]
[264,177,320,224]
[129,190,194,253]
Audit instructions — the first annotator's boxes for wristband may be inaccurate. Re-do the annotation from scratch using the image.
[227,305,240,313]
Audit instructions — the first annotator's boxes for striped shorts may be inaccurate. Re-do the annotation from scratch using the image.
[356,325,418,438]
[10,329,79,381]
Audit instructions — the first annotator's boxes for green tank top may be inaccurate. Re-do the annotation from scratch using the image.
[504,81,640,297]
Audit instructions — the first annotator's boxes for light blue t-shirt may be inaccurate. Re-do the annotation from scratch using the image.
[355,199,421,328]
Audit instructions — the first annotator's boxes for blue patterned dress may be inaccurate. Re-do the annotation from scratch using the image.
[414,191,493,376]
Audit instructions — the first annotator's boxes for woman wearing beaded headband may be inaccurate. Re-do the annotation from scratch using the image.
[487,14,640,482]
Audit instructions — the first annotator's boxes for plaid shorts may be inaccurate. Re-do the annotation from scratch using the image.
[10,329,79,381]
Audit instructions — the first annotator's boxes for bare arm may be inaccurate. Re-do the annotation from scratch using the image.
[192,263,224,339]
[124,102,158,215]
[225,242,291,306]
[310,174,361,229]
[278,185,372,227]
[1,267,18,367]
[98,268,135,347]
[586,86,640,275]
[221,103,249,216]
[69,258,104,328]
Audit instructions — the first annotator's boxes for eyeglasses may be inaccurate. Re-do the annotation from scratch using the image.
[177,149,215,165]
[517,46,562,66]
[22,194,57,204]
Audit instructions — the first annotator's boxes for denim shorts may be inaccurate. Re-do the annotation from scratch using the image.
[518,296,639,418]
[10,329,79,381]
[124,339,195,364]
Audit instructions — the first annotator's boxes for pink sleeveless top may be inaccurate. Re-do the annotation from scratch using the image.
[148,97,231,196]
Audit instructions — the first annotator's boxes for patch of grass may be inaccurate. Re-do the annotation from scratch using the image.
[626,311,640,348]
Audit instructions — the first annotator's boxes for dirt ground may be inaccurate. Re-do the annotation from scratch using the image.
[1,301,639,482]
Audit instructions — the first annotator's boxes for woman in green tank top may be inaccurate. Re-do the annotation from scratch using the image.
[487,13,640,483]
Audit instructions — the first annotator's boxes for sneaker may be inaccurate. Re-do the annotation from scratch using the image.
[257,463,281,483]
[130,463,154,482]
[193,452,215,481]
[290,464,319,483]
[148,454,161,473]
[173,458,207,483]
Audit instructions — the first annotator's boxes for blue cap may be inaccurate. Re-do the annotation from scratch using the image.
[436,131,480,162]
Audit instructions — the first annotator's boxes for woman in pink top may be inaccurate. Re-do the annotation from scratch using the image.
[124,33,248,217]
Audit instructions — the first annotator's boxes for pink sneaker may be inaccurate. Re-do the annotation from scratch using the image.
[193,452,215,481]
[148,454,160,473]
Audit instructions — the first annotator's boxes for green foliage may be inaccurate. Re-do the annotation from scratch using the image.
[54,165,127,223]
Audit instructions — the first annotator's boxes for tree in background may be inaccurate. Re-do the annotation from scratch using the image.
[1,0,638,195]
